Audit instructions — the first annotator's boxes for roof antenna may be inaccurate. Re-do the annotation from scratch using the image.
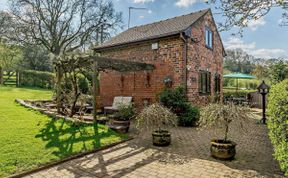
[128,7,149,29]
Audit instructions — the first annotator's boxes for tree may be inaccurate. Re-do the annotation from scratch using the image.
[252,64,269,79]
[268,60,288,84]
[20,45,52,72]
[5,0,122,112]
[0,42,22,84]
[208,0,288,34]
[224,49,255,74]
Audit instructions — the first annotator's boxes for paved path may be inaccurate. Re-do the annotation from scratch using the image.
[25,121,284,178]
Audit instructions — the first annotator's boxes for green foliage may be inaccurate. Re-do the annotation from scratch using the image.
[78,75,90,94]
[0,86,126,177]
[20,70,54,89]
[223,89,256,100]
[114,104,135,121]
[267,80,288,176]
[268,60,288,84]
[178,104,200,127]
[0,42,22,71]
[20,45,52,72]
[158,86,200,127]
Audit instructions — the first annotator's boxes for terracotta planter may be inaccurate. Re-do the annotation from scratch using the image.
[152,130,171,147]
[210,139,236,160]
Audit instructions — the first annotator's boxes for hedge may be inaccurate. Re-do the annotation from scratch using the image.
[20,70,54,89]
[267,79,288,176]
[223,89,256,100]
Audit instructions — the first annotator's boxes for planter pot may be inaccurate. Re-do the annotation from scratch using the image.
[210,139,236,160]
[152,130,171,147]
[108,119,130,133]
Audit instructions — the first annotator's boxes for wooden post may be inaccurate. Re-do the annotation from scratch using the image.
[92,59,99,123]
[0,66,3,85]
[56,64,63,113]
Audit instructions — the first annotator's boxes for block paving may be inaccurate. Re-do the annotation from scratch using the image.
[25,121,285,178]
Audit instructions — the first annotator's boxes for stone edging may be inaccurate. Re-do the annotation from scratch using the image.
[8,138,133,178]
[15,99,90,124]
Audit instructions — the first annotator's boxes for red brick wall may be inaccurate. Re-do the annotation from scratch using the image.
[186,11,224,106]
[97,11,223,108]
[99,37,185,108]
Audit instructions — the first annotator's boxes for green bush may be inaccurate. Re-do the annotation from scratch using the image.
[20,70,54,89]
[78,75,89,94]
[267,79,288,176]
[178,104,200,127]
[158,86,200,127]
[61,74,90,94]
[223,89,256,100]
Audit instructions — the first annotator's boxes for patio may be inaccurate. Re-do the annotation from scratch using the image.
[24,120,284,178]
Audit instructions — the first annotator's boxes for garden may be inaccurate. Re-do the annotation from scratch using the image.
[0,86,127,177]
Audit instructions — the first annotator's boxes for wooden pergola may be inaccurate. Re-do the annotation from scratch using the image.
[60,55,155,122]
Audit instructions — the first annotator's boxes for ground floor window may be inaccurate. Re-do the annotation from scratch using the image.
[199,71,211,94]
[214,73,221,93]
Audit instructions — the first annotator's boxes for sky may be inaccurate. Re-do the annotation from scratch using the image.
[1,0,287,59]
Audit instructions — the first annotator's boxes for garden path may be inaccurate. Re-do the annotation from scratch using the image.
[25,121,284,178]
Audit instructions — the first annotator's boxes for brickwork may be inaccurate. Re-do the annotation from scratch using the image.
[97,11,224,108]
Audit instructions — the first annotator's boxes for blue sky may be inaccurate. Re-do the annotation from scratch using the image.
[1,0,287,59]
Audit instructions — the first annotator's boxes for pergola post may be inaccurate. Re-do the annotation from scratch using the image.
[92,59,99,123]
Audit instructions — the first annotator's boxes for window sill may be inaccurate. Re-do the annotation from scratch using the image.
[199,92,211,96]
[205,45,213,51]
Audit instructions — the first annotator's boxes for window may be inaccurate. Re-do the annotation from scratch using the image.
[199,71,211,94]
[214,74,221,93]
[205,27,213,49]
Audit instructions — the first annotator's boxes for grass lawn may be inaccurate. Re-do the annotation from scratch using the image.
[0,86,126,177]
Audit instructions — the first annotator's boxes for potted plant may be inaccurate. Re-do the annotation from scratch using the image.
[109,104,135,133]
[135,103,177,146]
[198,103,255,160]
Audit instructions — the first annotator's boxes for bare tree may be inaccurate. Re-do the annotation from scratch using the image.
[6,0,122,112]
[208,0,288,35]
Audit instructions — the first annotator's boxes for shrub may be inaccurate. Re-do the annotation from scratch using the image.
[223,89,256,101]
[178,104,200,127]
[158,86,200,127]
[135,103,177,132]
[20,70,54,89]
[267,79,288,176]
[78,75,89,94]
[114,104,135,121]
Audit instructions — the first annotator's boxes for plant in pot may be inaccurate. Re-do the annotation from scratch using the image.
[109,104,135,133]
[198,103,255,160]
[135,103,177,147]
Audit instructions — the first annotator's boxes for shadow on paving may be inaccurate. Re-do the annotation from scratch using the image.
[131,122,284,178]
[33,120,284,178]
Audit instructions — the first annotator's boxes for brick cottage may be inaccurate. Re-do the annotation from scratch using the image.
[94,9,225,108]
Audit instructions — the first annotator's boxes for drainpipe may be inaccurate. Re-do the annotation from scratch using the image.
[180,32,188,95]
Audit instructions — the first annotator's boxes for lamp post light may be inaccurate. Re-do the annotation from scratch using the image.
[257,81,270,124]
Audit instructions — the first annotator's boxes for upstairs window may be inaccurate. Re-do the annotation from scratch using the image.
[199,71,211,94]
[205,27,213,49]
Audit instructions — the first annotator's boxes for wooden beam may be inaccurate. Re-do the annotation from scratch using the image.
[92,58,99,123]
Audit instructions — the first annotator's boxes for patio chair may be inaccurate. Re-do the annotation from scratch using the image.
[104,96,132,114]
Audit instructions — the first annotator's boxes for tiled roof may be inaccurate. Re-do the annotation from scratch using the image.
[94,9,210,50]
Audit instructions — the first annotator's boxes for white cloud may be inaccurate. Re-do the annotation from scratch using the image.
[224,37,256,51]
[139,15,145,19]
[133,0,154,3]
[175,0,207,7]
[175,0,197,7]
[248,18,266,31]
[224,37,287,59]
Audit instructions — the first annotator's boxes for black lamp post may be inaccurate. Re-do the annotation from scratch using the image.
[257,81,270,124]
